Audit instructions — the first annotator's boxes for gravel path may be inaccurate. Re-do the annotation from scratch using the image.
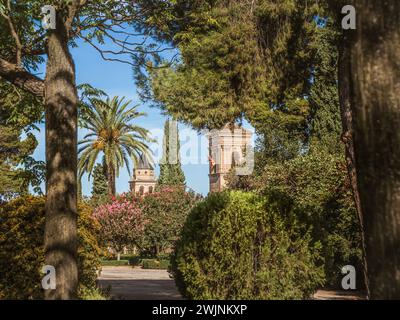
[97,266,365,300]
[313,289,366,300]
[97,266,182,300]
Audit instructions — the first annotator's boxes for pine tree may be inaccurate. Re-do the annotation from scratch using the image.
[0,126,35,200]
[158,120,185,187]
[0,80,44,200]
[309,21,343,154]
[92,162,108,198]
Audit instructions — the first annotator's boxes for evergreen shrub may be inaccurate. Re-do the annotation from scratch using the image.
[171,191,324,300]
[0,196,103,299]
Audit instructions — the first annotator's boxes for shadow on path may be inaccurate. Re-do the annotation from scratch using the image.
[97,266,182,300]
[97,266,366,300]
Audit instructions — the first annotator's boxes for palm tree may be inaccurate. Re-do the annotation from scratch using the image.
[78,96,153,196]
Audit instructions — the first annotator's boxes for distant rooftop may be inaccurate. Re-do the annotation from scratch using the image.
[137,153,153,170]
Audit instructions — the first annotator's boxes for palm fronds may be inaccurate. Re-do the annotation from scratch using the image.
[78,96,154,195]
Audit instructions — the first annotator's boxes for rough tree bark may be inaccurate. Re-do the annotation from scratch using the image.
[0,58,44,97]
[44,11,79,299]
[107,164,116,197]
[338,38,369,297]
[349,0,400,299]
[0,2,81,300]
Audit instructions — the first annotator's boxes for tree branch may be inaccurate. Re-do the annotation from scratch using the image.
[1,0,23,65]
[66,0,87,36]
[0,57,44,97]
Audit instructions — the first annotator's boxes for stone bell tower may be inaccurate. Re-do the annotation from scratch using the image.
[129,154,157,195]
[208,124,252,193]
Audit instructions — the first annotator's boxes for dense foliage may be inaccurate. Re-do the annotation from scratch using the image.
[0,196,103,299]
[225,15,361,287]
[0,81,44,200]
[138,186,200,256]
[258,151,361,286]
[141,1,324,133]
[171,191,324,300]
[91,162,108,199]
[147,0,362,291]
[227,153,362,287]
[92,194,146,257]
[92,188,200,258]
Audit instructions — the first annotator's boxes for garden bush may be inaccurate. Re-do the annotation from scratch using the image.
[257,151,362,286]
[101,259,130,266]
[138,187,200,257]
[227,150,363,288]
[171,191,324,300]
[100,255,170,269]
[0,196,104,299]
[92,195,146,259]
[141,258,170,270]
[79,286,108,300]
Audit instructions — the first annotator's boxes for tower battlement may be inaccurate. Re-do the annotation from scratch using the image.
[207,125,252,193]
[129,154,157,195]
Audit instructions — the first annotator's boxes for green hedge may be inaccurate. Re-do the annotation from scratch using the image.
[171,191,324,300]
[101,258,170,269]
[100,256,170,269]
[259,151,363,287]
[101,260,130,266]
[0,196,103,299]
[141,259,170,270]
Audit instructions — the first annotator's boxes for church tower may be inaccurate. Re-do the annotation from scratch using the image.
[129,154,157,195]
[208,124,252,193]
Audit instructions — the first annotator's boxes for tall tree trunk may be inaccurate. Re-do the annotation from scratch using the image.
[107,164,116,196]
[338,36,369,297]
[44,14,78,300]
[349,1,400,299]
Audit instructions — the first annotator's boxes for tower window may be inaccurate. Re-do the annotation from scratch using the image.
[232,151,241,166]
[139,186,144,195]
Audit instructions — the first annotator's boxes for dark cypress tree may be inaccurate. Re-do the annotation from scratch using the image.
[158,120,185,187]
[92,162,108,198]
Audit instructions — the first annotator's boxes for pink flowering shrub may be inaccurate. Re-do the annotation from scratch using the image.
[92,196,147,256]
[138,186,202,257]
[92,188,201,258]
